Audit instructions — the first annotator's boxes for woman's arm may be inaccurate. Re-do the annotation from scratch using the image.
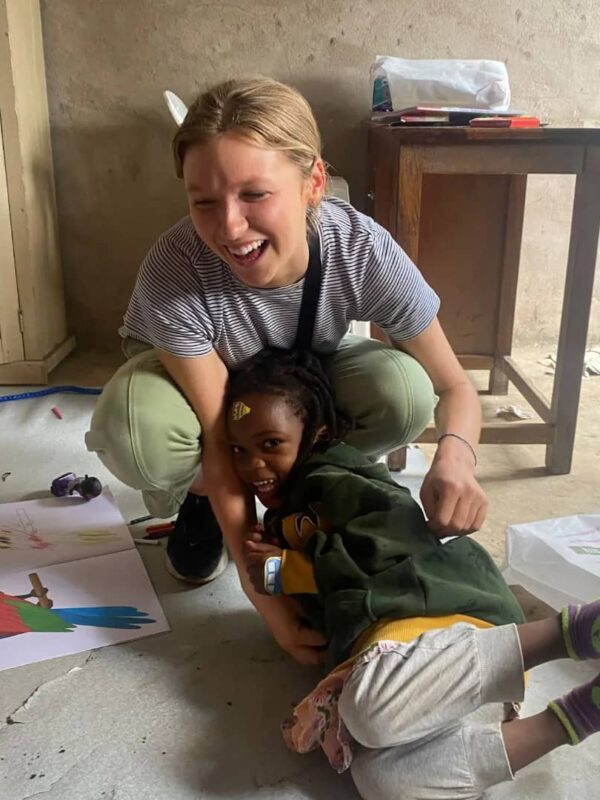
[155,348,326,665]
[394,317,489,535]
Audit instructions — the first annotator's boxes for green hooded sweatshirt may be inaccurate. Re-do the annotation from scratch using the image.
[264,442,525,666]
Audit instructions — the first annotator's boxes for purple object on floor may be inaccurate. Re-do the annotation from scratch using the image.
[50,472,102,501]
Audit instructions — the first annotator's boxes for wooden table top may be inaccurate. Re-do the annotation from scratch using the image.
[365,123,600,146]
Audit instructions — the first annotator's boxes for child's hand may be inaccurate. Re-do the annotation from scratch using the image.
[244,538,283,595]
[247,522,284,549]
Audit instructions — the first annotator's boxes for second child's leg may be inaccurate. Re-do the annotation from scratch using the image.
[501,709,570,772]
[348,604,600,800]
[350,717,514,800]
[500,617,600,772]
[517,614,567,669]
[518,599,600,668]
[513,600,600,755]
[350,676,598,800]
[340,601,600,750]
[338,623,525,749]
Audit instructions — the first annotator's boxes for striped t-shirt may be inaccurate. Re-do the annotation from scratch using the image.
[121,197,440,369]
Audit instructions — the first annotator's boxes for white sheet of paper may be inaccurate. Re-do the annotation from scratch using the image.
[1,551,169,671]
[0,488,133,571]
[0,488,169,671]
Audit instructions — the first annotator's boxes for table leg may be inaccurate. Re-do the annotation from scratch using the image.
[397,145,424,262]
[385,147,425,470]
[546,157,600,474]
[489,175,527,395]
[387,447,408,472]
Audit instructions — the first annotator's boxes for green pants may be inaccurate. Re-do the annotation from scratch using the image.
[85,335,436,518]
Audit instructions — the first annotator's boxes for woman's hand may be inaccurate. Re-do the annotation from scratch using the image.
[267,596,327,666]
[243,531,326,665]
[395,318,487,536]
[420,436,488,536]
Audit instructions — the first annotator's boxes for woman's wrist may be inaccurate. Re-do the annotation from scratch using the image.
[249,590,294,636]
[435,432,478,469]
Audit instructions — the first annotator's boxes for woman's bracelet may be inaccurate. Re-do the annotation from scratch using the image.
[437,432,477,467]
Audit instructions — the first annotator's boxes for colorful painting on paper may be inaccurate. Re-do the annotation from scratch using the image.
[0,490,169,671]
[1,552,169,671]
[1,572,156,639]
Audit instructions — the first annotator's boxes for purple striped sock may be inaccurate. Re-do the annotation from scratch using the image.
[548,671,600,745]
[562,601,600,660]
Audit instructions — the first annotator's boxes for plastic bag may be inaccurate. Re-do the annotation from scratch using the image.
[371,56,511,112]
[503,514,600,610]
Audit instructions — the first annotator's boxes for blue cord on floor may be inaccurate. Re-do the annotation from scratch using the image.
[0,385,102,403]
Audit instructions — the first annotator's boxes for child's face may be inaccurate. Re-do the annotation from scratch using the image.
[226,392,305,508]
[182,132,324,290]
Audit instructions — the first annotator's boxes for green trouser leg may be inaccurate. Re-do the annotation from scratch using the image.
[86,335,436,518]
[85,339,201,519]
[324,334,437,457]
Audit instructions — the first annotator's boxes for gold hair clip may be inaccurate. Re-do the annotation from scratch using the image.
[231,401,251,421]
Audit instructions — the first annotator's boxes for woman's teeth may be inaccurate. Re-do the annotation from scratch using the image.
[228,239,265,256]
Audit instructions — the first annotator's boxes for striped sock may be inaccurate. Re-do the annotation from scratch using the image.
[561,601,600,661]
[548,671,600,745]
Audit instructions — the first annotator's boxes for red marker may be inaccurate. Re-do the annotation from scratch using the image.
[469,116,541,128]
[145,522,175,538]
[144,529,173,540]
[51,406,63,419]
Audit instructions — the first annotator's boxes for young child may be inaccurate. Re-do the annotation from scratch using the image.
[226,348,600,800]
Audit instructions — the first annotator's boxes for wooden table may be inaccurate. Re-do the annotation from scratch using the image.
[366,125,600,474]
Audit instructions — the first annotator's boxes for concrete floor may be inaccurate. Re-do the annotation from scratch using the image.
[1,343,599,799]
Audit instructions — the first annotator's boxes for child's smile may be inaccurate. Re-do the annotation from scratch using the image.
[226,392,305,508]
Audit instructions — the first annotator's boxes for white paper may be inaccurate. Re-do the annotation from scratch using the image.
[0,488,132,571]
[495,404,533,420]
[0,489,169,671]
[503,513,600,610]
[1,552,169,671]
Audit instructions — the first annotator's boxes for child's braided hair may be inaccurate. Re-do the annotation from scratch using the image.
[226,348,350,463]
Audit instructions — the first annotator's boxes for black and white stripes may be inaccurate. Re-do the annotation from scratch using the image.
[121,197,440,368]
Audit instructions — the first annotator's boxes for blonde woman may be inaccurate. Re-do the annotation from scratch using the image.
[86,77,487,665]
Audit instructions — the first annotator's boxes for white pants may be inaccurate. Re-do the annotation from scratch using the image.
[338,624,525,800]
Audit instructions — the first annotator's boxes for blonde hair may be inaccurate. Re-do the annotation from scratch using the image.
[172,77,327,231]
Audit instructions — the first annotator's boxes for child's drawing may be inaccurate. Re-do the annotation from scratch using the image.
[1,572,155,640]
[0,518,118,550]
[0,489,132,571]
[0,492,169,671]
[0,509,51,550]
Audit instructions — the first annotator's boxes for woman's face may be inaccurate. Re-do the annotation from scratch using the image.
[183,132,325,289]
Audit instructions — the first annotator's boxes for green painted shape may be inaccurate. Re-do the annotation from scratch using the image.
[5,599,74,633]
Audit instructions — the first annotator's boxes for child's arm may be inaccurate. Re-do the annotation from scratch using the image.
[244,539,318,596]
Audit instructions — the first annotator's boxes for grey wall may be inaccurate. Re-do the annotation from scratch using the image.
[40,0,600,350]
